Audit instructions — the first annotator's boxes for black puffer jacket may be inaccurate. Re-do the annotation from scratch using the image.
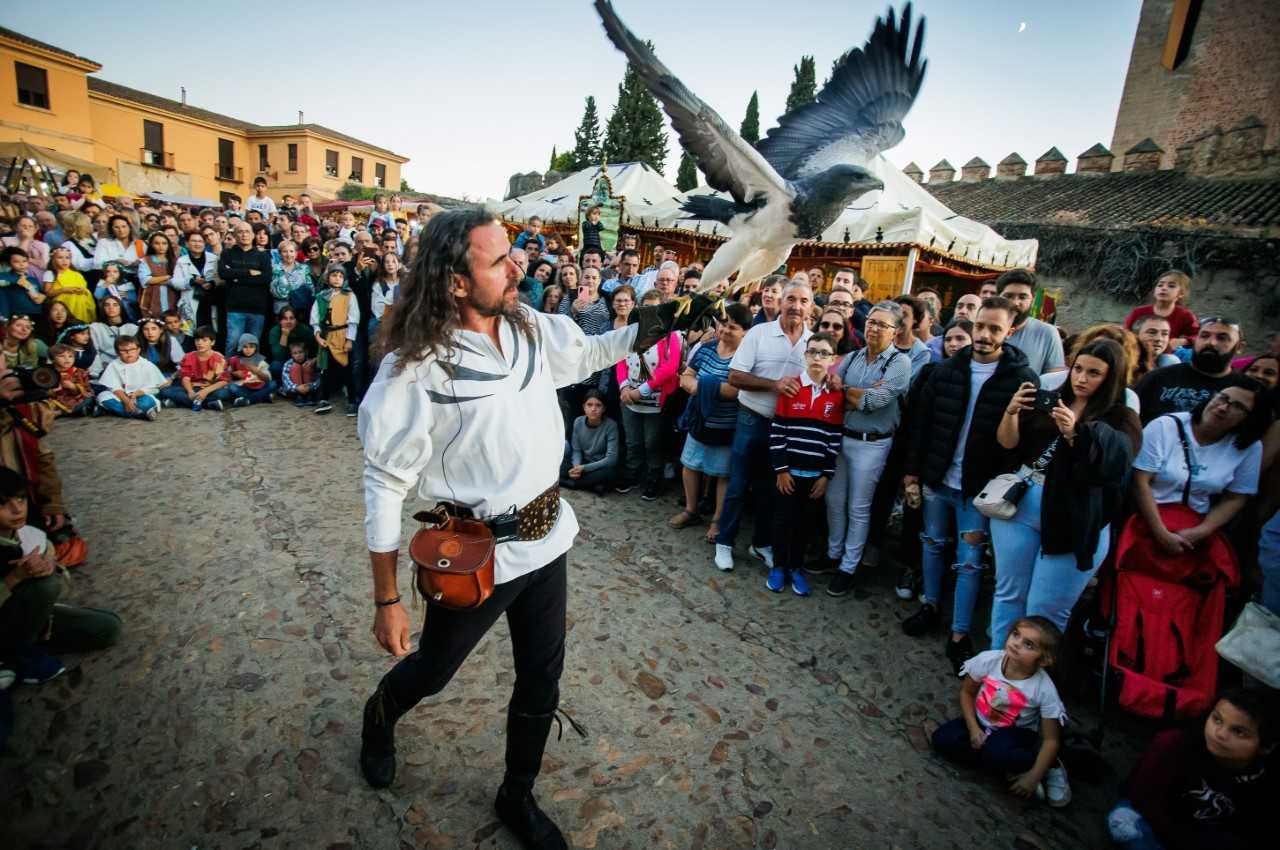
[906,344,1038,497]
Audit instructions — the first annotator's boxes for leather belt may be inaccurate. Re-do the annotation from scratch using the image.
[438,483,561,543]
[842,428,894,442]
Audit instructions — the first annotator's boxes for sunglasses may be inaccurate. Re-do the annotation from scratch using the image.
[818,322,843,330]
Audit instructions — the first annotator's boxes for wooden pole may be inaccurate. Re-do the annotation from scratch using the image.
[901,248,919,294]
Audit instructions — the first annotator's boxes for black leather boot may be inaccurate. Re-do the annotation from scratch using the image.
[359,679,404,789]
[494,708,567,850]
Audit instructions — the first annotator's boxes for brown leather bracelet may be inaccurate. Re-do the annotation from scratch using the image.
[374,595,401,608]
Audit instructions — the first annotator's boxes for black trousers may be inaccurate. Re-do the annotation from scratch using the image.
[381,555,567,720]
[319,359,356,403]
[772,476,822,571]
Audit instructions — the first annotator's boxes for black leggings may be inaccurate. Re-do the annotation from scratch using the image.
[381,555,567,718]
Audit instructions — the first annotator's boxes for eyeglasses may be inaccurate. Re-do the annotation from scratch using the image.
[818,322,843,330]
[1209,393,1252,415]
[865,319,896,331]
[804,350,834,358]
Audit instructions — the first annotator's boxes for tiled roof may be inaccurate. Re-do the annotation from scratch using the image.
[0,26,98,66]
[924,170,1280,234]
[86,78,404,160]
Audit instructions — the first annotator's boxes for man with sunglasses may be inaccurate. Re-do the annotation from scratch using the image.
[1135,317,1250,424]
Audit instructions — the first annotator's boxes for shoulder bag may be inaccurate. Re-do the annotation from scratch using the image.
[973,436,1059,520]
[408,508,495,610]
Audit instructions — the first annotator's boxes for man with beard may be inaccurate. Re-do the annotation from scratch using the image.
[998,269,1065,375]
[357,210,695,850]
[1135,318,1249,424]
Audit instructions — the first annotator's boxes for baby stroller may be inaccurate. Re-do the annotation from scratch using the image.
[1098,503,1241,723]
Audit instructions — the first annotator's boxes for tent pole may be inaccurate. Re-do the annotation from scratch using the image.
[901,248,919,294]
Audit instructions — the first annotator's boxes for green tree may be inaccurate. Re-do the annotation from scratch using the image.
[602,41,669,173]
[785,55,817,114]
[549,145,557,171]
[675,149,698,192]
[399,176,413,192]
[571,96,602,169]
[550,149,576,172]
[740,91,760,144]
[338,183,378,201]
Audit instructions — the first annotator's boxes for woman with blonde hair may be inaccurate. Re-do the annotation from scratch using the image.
[59,211,97,276]
[1124,269,1198,351]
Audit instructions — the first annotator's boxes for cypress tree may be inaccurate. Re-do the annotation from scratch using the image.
[740,91,760,144]
[549,146,557,171]
[675,149,698,192]
[571,96,602,169]
[602,41,669,173]
[785,56,817,113]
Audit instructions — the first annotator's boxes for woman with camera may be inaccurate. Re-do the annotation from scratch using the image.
[989,339,1142,647]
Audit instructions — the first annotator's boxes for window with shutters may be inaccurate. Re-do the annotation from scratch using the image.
[15,62,49,109]
[258,144,269,172]
[350,156,364,182]
[143,121,165,166]
[287,144,298,172]
[217,138,237,180]
[325,149,338,177]
[375,163,386,188]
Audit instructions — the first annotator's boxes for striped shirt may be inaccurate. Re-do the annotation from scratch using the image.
[836,345,911,434]
[769,372,843,477]
[688,343,738,430]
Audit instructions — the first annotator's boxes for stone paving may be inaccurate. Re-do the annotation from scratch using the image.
[2,405,1139,849]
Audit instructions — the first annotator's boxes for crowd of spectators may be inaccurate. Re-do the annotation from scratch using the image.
[0,179,1275,846]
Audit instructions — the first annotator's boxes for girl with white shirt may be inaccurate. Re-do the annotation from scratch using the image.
[89,294,139,378]
[368,253,401,342]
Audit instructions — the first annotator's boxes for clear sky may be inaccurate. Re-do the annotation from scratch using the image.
[4,0,1143,199]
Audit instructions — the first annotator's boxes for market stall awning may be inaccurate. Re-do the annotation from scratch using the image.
[0,141,114,183]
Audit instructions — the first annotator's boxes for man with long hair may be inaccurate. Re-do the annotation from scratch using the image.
[357,210,696,850]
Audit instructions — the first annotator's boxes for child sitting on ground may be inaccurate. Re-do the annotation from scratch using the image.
[0,247,47,321]
[310,263,359,417]
[931,616,1070,807]
[162,309,194,353]
[56,323,96,373]
[41,246,95,323]
[281,341,319,407]
[1107,688,1275,850]
[766,331,843,597]
[559,390,620,494]
[224,333,277,407]
[95,335,164,420]
[162,325,232,411]
[46,343,93,417]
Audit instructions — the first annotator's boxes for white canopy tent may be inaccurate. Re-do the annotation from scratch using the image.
[491,156,1037,271]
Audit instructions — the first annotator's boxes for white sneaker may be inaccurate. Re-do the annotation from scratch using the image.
[1043,762,1071,808]
[748,545,774,569]
[714,544,734,572]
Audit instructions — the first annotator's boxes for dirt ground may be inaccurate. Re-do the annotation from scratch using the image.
[2,405,1139,849]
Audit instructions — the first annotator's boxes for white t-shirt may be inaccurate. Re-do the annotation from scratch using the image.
[943,359,999,490]
[728,319,812,418]
[1039,370,1140,415]
[961,649,1068,732]
[1134,412,1262,514]
[245,195,277,216]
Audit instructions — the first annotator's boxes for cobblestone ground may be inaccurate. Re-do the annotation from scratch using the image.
[3,406,1138,849]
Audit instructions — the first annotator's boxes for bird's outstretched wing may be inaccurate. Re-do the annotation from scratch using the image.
[757,3,926,180]
[593,0,793,209]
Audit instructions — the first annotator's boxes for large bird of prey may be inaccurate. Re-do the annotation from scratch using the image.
[594,0,926,304]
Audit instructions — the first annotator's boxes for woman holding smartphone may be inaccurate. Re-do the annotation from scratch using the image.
[988,339,1142,646]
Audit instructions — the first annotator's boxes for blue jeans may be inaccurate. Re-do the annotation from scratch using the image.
[159,384,232,409]
[715,408,773,549]
[1258,509,1280,616]
[931,717,1038,775]
[228,380,278,405]
[1107,801,1166,850]
[98,394,157,419]
[224,312,265,356]
[989,481,1109,648]
[921,484,989,636]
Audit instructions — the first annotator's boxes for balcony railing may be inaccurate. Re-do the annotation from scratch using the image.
[140,149,174,170]
[215,163,243,183]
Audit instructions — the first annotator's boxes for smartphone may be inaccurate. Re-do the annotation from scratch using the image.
[1034,389,1060,413]
[578,284,590,300]
[361,245,379,259]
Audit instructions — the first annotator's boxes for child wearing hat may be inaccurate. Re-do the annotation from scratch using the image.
[310,263,360,416]
[225,333,277,407]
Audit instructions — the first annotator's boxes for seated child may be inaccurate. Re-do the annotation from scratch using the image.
[931,616,1070,806]
[161,325,232,411]
[135,316,183,379]
[559,390,619,494]
[46,343,94,417]
[281,341,319,407]
[92,261,137,320]
[766,331,843,597]
[55,323,96,373]
[0,247,47,321]
[95,335,164,420]
[225,333,277,407]
[162,309,194,353]
[0,467,121,734]
[1107,688,1275,850]
[41,246,96,323]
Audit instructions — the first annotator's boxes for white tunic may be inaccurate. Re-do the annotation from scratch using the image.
[359,305,638,584]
